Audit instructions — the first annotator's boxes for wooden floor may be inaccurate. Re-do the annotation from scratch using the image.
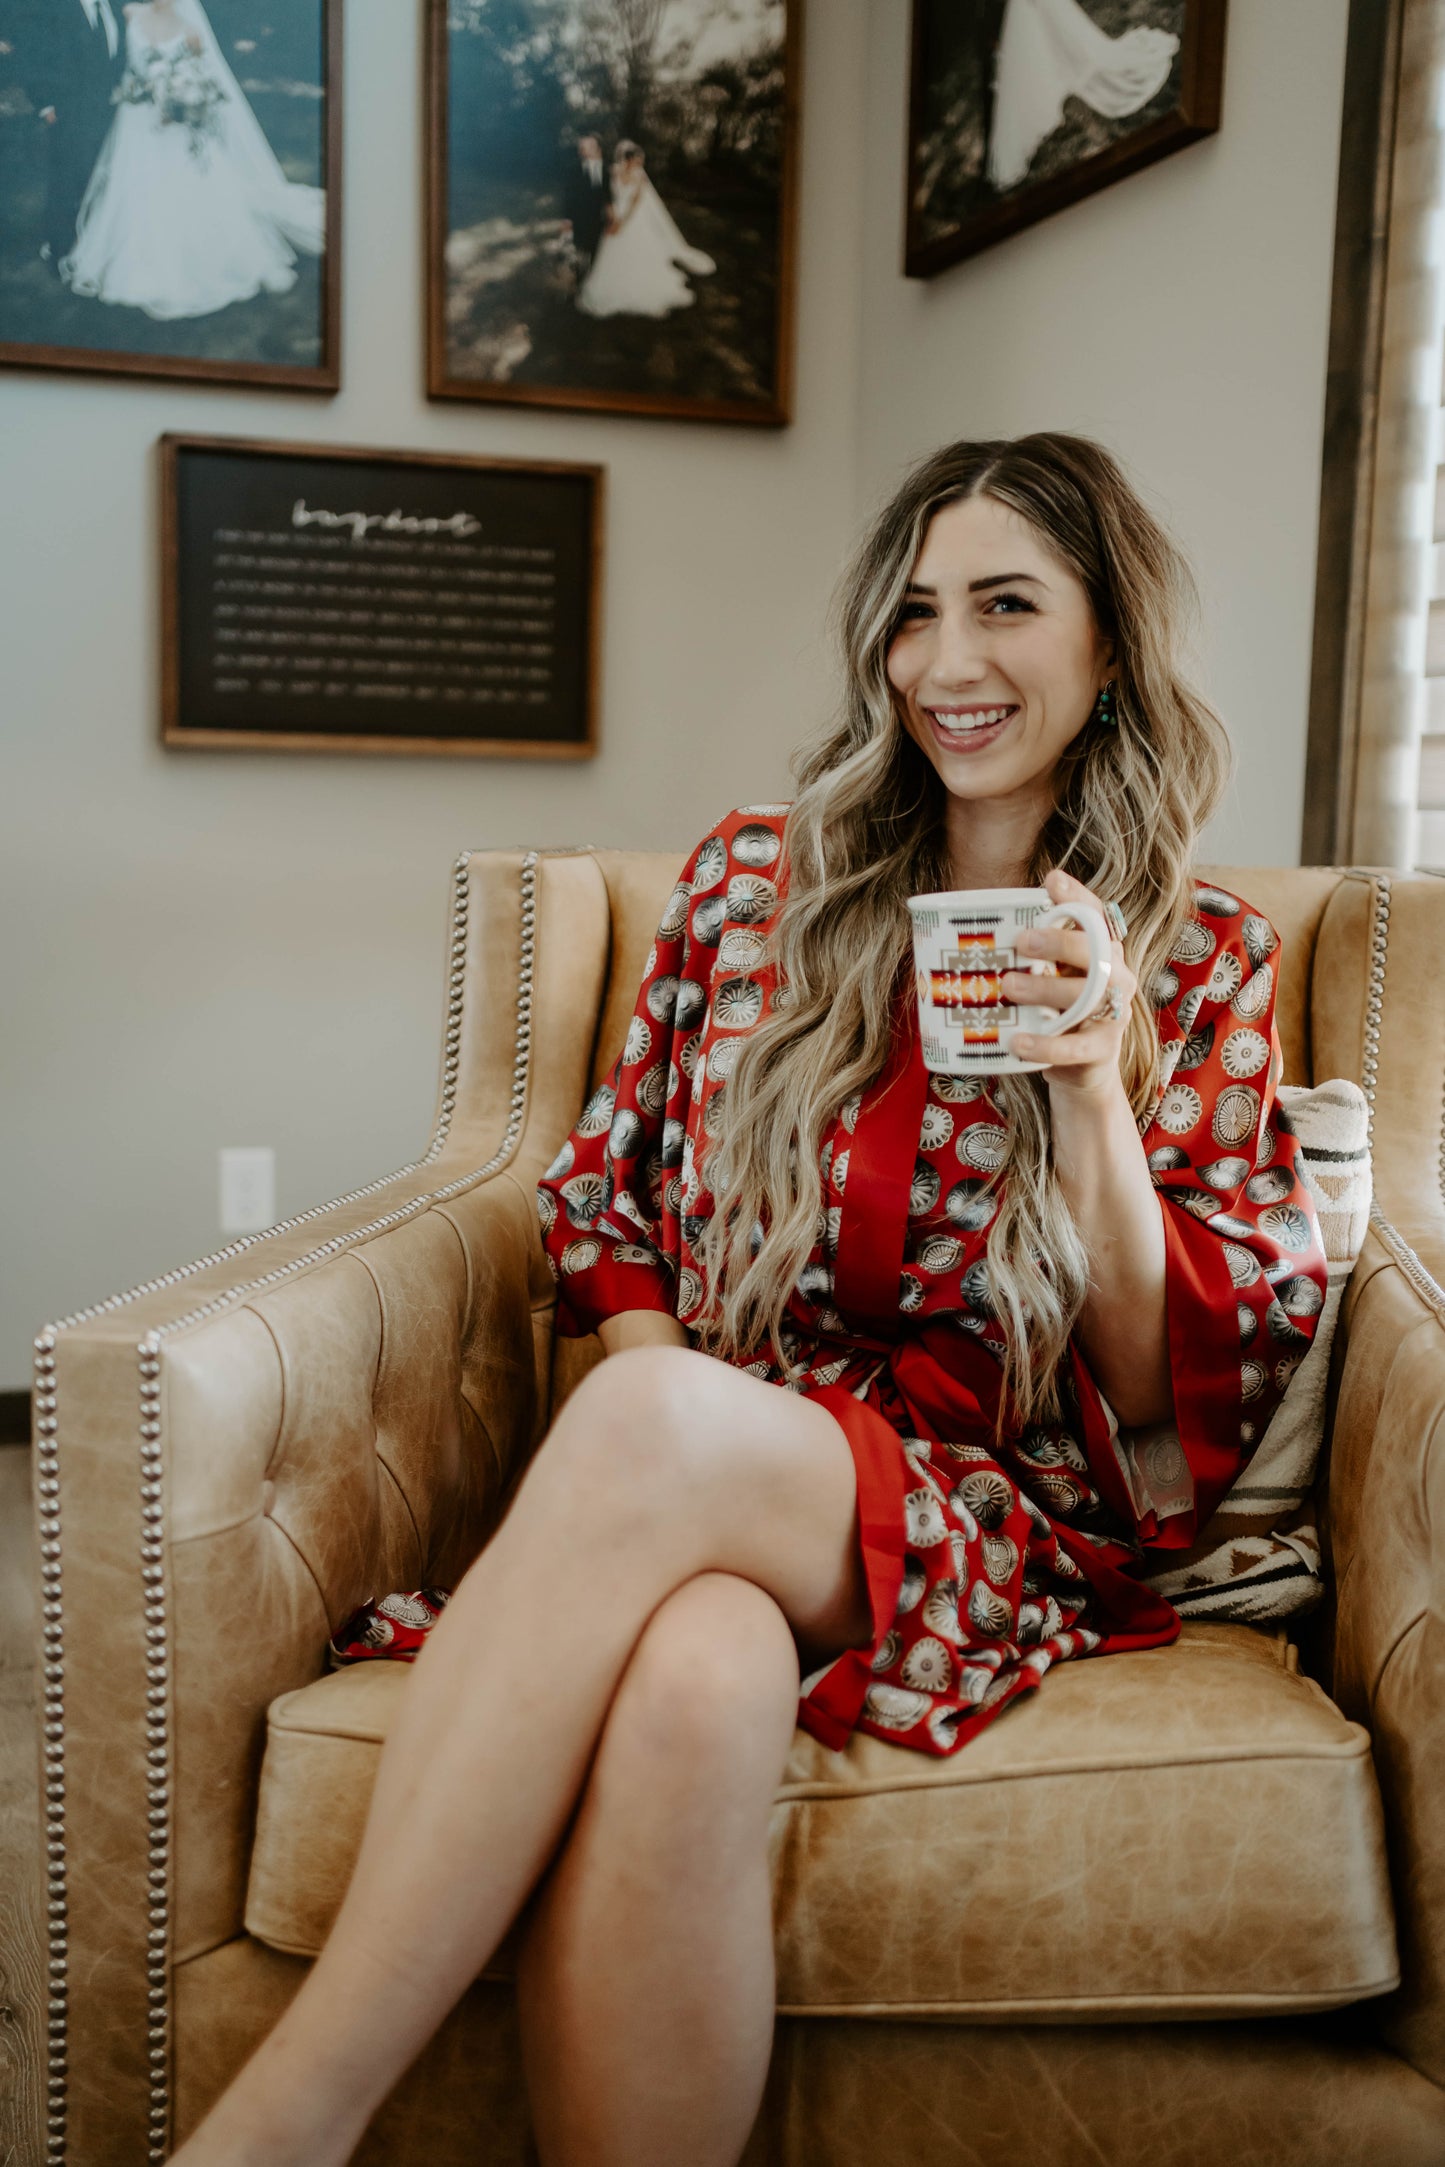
[0,1445,42,2167]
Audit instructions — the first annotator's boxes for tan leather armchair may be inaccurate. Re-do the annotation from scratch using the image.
[31,852,1445,2166]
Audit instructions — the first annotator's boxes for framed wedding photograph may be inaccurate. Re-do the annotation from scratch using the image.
[0,0,341,388]
[904,0,1226,278]
[426,0,802,426]
[161,435,604,759]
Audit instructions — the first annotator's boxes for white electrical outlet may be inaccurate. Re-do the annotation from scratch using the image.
[219,1147,276,1235]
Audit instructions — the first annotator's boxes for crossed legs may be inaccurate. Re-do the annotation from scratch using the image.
[518,1571,801,2167]
[172,1346,871,2166]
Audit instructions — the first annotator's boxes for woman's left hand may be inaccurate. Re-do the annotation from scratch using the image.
[1001,869,1135,1099]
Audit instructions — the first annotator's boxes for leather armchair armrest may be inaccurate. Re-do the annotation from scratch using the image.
[32,846,614,2164]
[1309,870,1445,2091]
[1330,1221,1445,2092]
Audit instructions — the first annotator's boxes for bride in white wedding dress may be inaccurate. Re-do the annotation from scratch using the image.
[577,142,716,321]
[988,0,1180,191]
[63,0,325,320]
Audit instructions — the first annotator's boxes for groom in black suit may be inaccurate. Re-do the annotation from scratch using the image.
[560,130,609,287]
[18,0,125,266]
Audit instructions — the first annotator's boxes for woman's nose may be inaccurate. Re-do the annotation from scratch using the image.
[926,607,989,687]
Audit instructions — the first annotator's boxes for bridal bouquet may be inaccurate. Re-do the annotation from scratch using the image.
[116,48,228,162]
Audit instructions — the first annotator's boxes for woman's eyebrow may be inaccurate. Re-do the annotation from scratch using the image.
[904,573,1047,596]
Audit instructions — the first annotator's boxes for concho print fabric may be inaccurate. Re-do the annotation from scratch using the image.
[537,807,1327,1759]
[328,1589,451,1669]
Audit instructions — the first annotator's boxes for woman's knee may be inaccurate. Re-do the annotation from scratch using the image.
[601,1573,801,1794]
[530,1343,727,1505]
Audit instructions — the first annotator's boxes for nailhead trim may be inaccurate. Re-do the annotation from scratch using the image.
[32,1330,65,2167]
[1368,1202,1445,1323]
[1347,869,1445,1321]
[32,852,541,2164]
[136,1338,167,2160]
[1359,872,1391,1154]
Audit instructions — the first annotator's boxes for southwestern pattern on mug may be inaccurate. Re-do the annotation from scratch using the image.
[537,809,1327,1760]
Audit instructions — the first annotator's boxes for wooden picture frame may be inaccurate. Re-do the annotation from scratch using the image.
[904,0,1226,279]
[161,434,604,760]
[0,1,342,391]
[425,0,802,426]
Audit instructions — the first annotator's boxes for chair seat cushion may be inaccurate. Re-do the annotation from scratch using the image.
[244,1622,1398,2020]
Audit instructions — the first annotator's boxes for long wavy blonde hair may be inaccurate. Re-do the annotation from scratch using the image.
[692,433,1233,1425]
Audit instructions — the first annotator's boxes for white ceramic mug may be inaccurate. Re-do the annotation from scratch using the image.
[907,886,1113,1076]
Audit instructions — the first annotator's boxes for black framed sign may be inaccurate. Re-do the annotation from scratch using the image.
[161,435,603,758]
[0,0,342,390]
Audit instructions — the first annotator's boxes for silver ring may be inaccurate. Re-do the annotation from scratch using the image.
[1103,900,1128,943]
[1089,982,1126,1025]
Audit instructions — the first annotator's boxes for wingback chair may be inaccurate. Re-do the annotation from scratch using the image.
[30,850,1445,2167]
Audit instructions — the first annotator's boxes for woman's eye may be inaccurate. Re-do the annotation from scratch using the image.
[897,601,933,623]
[985,592,1036,616]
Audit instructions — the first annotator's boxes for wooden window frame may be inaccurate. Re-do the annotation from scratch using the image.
[1301,0,1406,865]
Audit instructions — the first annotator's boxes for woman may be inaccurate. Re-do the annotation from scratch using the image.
[988,0,1180,191]
[62,0,323,321]
[577,138,715,320]
[175,434,1325,2167]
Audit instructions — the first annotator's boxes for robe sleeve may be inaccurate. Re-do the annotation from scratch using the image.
[536,829,717,1338]
[1123,897,1328,1548]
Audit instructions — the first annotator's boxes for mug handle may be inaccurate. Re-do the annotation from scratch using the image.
[1025,903,1112,1039]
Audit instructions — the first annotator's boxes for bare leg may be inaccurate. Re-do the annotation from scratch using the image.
[172,1347,869,2166]
[517,1571,800,2167]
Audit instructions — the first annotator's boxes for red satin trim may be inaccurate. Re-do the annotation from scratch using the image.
[797,1383,914,1750]
[831,989,930,1335]
[1146,1199,1246,1547]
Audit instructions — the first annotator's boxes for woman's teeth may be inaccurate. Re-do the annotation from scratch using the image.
[929,706,1015,733]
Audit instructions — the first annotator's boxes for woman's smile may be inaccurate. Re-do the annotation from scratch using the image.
[921,701,1021,753]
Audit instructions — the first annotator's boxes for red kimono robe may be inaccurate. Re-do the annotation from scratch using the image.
[538,805,1326,1759]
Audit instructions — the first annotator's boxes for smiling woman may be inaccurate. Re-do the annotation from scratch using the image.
[684,435,1258,1437]
[172,435,1328,2167]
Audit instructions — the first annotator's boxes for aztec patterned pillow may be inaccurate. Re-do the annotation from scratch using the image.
[1140,1078,1371,1622]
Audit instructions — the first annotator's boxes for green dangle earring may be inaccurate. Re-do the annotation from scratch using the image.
[1094,678,1118,728]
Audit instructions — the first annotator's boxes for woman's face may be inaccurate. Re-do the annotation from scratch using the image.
[886,493,1114,815]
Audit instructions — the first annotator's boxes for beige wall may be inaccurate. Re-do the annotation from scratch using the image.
[0,0,1354,1384]
[854,0,1352,871]
[0,0,869,1383]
